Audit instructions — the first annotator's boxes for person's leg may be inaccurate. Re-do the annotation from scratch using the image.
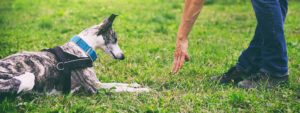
[237,0,288,75]
[211,0,289,84]
[237,24,263,74]
[279,0,288,22]
[211,21,264,84]
[238,0,289,75]
[237,0,289,89]
[252,0,288,77]
[215,0,267,84]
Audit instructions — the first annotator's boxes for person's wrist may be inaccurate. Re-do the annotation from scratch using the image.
[176,37,188,45]
[177,33,187,39]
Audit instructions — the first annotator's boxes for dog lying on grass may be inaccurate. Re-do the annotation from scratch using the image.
[0,14,150,95]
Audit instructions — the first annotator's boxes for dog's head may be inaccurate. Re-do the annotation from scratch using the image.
[78,14,124,60]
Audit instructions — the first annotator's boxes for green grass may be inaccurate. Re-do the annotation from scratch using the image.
[0,0,300,112]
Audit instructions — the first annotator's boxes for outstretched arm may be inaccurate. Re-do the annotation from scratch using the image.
[172,0,205,74]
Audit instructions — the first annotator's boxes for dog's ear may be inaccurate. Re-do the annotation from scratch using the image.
[108,14,118,23]
[97,14,118,35]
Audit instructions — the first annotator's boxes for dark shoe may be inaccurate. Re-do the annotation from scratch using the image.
[211,66,249,84]
[237,71,288,89]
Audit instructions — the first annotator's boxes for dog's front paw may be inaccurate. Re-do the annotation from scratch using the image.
[129,83,141,88]
[114,87,151,93]
[99,83,151,93]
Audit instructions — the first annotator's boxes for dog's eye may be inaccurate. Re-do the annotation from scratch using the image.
[111,33,117,43]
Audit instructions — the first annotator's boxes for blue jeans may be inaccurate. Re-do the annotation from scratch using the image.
[237,0,288,77]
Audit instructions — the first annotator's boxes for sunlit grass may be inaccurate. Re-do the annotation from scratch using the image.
[0,0,299,112]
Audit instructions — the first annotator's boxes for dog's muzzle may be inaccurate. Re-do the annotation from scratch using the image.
[110,51,125,60]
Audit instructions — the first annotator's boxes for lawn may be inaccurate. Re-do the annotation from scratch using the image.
[0,0,299,112]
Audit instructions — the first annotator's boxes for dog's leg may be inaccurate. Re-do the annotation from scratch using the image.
[99,83,150,93]
[0,78,20,93]
[14,72,35,93]
[0,72,35,94]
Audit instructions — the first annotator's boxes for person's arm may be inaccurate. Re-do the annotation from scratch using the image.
[172,0,205,74]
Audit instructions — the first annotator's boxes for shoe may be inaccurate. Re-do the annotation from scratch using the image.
[211,66,249,84]
[237,71,288,89]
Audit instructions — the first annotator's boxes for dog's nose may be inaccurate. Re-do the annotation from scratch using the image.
[119,54,125,60]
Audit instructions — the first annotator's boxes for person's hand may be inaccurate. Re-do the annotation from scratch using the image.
[172,38,190,74]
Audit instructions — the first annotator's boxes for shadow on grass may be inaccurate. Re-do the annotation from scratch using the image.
[0,92,46,112]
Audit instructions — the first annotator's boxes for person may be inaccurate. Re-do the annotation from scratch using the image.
[172,0,289,89]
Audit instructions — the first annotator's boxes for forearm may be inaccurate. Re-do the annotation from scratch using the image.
[177,0,205,40]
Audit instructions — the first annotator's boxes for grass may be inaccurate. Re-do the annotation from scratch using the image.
[0,0,300,112]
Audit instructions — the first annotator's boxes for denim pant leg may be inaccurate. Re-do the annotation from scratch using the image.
[252,0,288,76]
[237,24,263,73]
[238,0,288,77]
[279,0,288,22]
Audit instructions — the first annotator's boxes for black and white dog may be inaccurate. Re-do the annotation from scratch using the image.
[0,14,149,95]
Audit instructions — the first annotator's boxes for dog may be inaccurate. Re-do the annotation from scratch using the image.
[0,14,149,95]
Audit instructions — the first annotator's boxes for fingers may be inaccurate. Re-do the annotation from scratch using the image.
[177,54,185,71]
[172,54,180,73]
[172,52,180,73]
[172,53,185,74]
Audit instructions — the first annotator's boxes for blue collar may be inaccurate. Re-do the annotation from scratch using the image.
[70,36,97,62]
